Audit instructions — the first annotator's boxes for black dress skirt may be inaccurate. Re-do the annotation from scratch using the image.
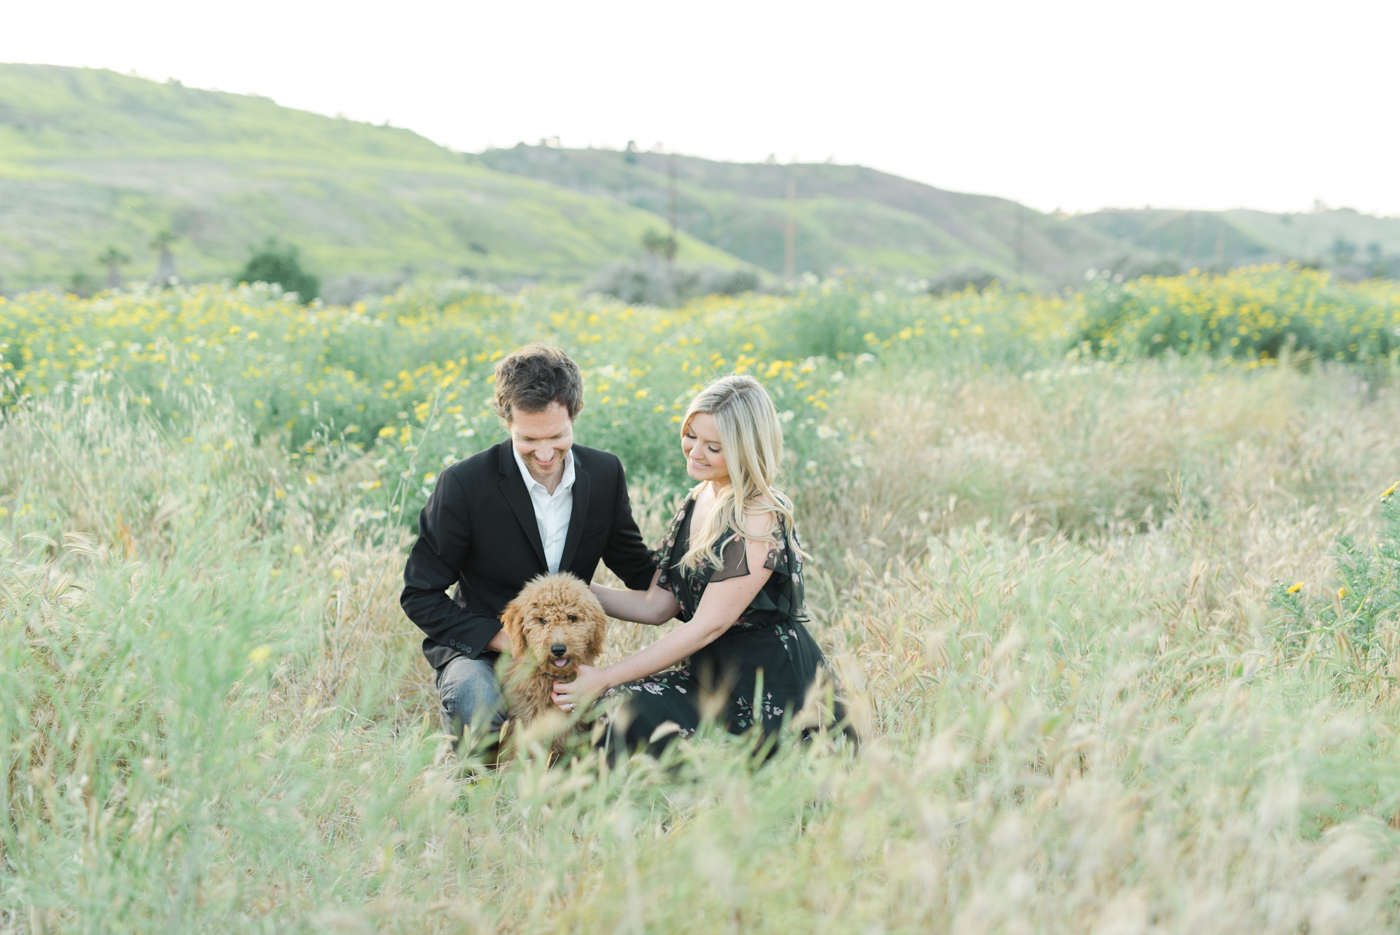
[602,494,840,756]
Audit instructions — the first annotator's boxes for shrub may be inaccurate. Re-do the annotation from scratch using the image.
[237,239,320,302]
[927,265,1000,295]
[1075,265,1400,364]
[587,262,761,305]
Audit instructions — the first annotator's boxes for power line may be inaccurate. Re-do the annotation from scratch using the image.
[1015,204,1024,280]
[667,152,678,272]
[784,178,796,280]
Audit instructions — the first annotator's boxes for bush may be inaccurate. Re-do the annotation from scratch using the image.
[927,265,1001,295]
[587,262,761,305]
[67,270,100,298]
[237,239,320,302]
[1075,265,1400,364]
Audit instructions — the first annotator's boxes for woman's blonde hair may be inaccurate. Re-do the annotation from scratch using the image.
[679,375,801,573]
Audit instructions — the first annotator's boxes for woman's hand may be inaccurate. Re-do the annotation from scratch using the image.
[552,664,611,713]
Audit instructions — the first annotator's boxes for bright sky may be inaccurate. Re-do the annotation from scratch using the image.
[5,0,1397,216]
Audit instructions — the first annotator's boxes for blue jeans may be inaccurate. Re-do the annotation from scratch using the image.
[436,655,507,738]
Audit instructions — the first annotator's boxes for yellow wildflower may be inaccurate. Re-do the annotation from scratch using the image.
[1286,582,1302,594]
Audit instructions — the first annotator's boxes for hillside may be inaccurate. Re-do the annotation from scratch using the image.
[479,147,1400,286]
[1071,207,1400,276]
[0,65,744,295]
[478,146,1140,286]
[3,63,1397,297]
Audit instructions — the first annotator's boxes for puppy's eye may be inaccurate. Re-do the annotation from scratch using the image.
[568,614,577,622]
[534,617,546,627]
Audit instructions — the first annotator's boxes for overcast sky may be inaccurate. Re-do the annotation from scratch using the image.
[5,0,1397,216]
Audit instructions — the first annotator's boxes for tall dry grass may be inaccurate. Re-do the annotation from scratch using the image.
[2,359,1400,932]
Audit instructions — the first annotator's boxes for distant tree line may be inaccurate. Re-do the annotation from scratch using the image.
[64,233,320,303]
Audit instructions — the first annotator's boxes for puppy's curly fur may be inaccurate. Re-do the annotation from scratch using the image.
[499,573,607,756]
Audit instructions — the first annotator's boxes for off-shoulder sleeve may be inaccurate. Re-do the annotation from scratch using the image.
[711,517,801,583]
[761,518,800,580]
[708,534,751,582]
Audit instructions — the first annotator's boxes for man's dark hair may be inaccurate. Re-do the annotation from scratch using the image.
[493,344,584,423]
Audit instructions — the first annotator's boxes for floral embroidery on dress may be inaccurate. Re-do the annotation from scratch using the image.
[605,666,693,699]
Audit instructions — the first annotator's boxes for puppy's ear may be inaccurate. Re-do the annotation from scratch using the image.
[583,597,607,662]
[500,599,528,658]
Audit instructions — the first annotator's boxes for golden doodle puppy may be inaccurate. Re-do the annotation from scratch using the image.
[499,573,607,757]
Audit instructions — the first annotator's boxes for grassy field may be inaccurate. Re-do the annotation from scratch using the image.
[3,269,1400,932]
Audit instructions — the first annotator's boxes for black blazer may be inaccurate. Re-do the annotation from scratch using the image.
[401,440,657,670]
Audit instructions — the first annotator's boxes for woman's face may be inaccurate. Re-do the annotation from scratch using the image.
[682,412,729,486]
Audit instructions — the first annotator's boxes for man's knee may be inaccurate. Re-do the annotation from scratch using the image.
[437,656,505,736]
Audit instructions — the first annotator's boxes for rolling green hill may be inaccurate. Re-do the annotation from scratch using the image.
[1071,207,1400,276]
[0,64,744,295]
[478,146,1138,286]
[478,147,1400,285]
[3,63,1397,298]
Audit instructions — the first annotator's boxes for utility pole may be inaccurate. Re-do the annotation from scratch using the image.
[667,152,678,273]
[784,179,796,280]
[1015,204,1025,280]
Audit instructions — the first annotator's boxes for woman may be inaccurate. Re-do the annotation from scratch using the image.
[552,375,840,754]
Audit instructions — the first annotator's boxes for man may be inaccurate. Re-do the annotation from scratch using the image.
[401,343,657,741]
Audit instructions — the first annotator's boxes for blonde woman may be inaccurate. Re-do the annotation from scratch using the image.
[552,375,838,753]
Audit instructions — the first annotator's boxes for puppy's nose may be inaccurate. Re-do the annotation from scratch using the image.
[550,643,568,658]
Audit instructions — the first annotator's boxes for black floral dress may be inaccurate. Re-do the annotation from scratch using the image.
[603,494,839,755]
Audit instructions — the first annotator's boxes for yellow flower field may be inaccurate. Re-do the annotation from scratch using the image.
[0,265,1395,520]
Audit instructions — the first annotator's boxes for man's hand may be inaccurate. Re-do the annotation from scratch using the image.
[486,628,510,654]
[552,664,610,713]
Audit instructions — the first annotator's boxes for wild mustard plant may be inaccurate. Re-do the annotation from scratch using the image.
[3,277,1400,931]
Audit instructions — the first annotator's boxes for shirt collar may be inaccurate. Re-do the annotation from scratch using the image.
[512,446,574,496]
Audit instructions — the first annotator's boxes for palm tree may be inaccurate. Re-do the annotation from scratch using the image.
[97,246,130,290]
[151,230,179,285]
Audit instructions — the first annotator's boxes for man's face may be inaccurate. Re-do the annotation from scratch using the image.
[508,402,574,485]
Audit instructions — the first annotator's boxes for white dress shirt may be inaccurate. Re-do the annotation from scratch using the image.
[512,447,576,573]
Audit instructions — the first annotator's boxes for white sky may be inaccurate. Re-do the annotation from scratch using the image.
[4,0,1398,216]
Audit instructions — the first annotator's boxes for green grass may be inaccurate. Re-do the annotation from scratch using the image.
[1,267,1395,539]
[4,274,1400,929]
